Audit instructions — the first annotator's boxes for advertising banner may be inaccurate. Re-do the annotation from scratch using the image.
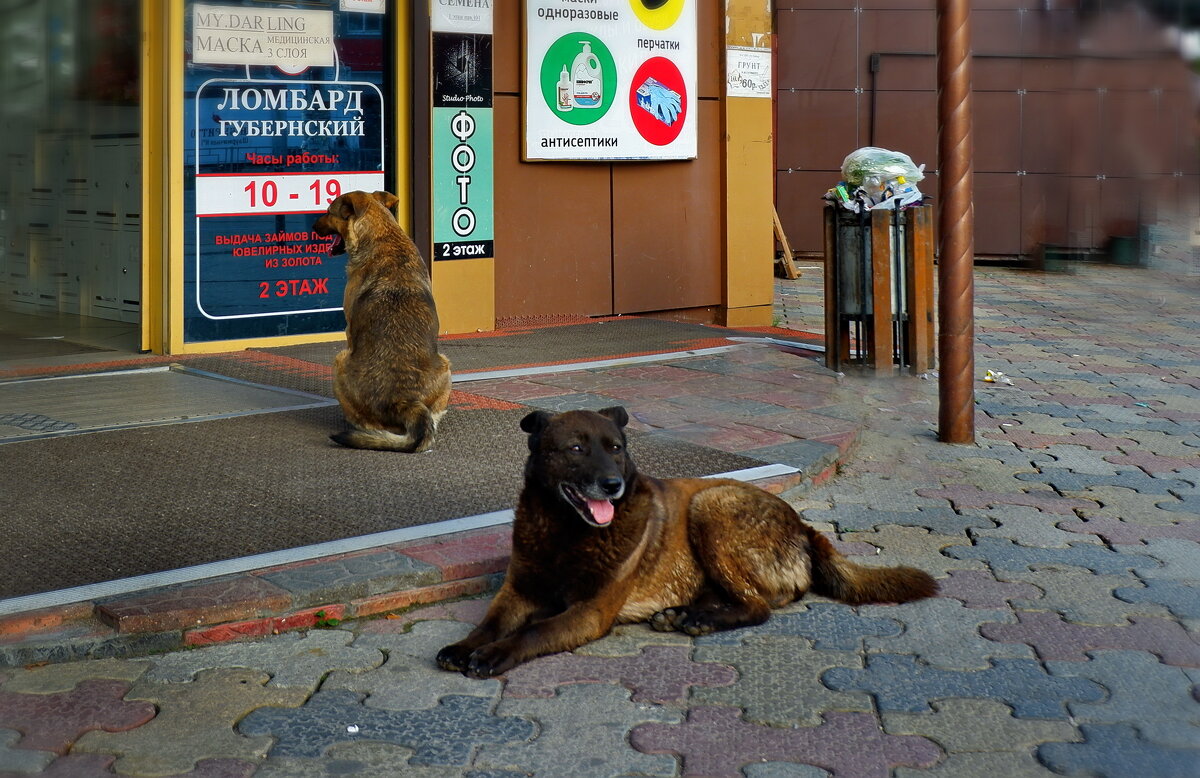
[432,4,494,261]
[183,1,391,343]
[524,0,697,161]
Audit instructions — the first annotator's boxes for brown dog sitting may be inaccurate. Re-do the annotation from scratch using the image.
[313,190,451,452]
[437,407,938,677]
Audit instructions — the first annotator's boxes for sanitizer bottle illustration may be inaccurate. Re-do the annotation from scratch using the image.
[556,65,573,112]
[570,41,602,108]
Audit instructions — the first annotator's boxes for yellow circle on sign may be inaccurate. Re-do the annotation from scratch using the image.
[630,0,684,31]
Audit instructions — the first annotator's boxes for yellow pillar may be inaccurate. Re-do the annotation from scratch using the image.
[721,0,775,328]
[433,259,495,335]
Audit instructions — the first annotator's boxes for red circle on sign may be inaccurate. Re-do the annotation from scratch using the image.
[628,57,687,146]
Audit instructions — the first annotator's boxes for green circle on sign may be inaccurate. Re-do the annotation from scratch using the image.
[540,33,617,125]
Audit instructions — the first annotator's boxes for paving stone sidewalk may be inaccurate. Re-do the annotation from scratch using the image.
[1,224,1198,776]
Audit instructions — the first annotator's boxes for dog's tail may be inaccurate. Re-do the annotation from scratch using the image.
[805,526,938,605]
[331,405,435,453]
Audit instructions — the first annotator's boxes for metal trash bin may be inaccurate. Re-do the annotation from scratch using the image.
[823,203,935,374]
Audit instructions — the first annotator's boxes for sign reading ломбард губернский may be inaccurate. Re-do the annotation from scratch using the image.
[183,2,390,343]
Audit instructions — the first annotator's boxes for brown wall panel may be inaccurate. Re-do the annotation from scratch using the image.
[974,91,1021,173]
[1066,176,1101,249]
[1136,177,1164,225]
[493,1,520,95]
[871,90,936,172]
[1099,178,1141,238]
[777,0,856,9]
[1024,10,1079,58]
[774,170,830,256]
[1062,90,1102,177]
[873,54,936,93]
[1019,174,1066,252]
[975,173,1022,255]
[861,11,936,91]
[1164,92,1200,176]
[775,10,858,90]
[492,96,614,319]
[1074,57,1142,93]
[1154,58,1196,94]
[1020,91,1068,175]
[1022,174,1048,253]
[1021,58,1074,93]
[612,101,722,314]
[974,57,1022,93]
[697,0,721,99]
[1101,90,1165,178]
[776,91,862,172]
[774,1,1195,259]
[859,0,933,7]
[973,10,1022,55]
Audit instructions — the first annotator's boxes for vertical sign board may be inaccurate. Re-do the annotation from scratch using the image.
[525,0,697,161]
[431,3,494,261]
[184,1,391,343]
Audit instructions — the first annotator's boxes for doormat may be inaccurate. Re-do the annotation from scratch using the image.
[0,365,336,443]
[260,317,763,375]
[0,404,763,599]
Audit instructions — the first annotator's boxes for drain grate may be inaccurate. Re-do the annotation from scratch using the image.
[0,365,336,443]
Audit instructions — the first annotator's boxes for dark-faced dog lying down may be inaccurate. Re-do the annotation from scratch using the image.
[437,407,938,678]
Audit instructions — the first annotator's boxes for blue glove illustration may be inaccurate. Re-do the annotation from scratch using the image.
[636,77,682,126]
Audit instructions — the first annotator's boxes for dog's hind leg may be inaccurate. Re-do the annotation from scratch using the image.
[650,485,800,636]
[425,354,453,429]
[649,582,772,637]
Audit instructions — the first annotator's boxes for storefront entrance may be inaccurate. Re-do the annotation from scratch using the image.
[0,1,142,360]
[0,0,404,362]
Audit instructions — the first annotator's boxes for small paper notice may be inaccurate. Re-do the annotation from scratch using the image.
[726,47,771,98]
[192,5,335,69]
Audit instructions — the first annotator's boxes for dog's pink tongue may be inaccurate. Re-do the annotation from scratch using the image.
[588,499,614,525]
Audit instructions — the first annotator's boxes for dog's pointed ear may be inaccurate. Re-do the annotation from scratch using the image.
[371,190,399,212]
[598,406,629,428]
[520,410,552,436]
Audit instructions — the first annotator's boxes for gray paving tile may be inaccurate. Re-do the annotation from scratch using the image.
[145,629,382,688]
[1047,650,1200,746]
[476,684,680,777]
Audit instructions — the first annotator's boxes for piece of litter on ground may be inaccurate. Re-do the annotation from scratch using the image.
[983,369,1014,385]
[347,725,360,734]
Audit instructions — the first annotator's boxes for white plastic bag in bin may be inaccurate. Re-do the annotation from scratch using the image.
[840,147,925,187]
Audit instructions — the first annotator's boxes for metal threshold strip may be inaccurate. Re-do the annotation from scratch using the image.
[451,343,747,382]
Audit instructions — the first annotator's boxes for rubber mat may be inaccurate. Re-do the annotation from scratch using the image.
[0,403,763,599]
[0,366,335,442]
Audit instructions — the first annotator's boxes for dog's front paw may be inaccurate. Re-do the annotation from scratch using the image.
[650,608,683,632]
[650,607,716,636]
[436,643,473,673]
[465,643,519,679]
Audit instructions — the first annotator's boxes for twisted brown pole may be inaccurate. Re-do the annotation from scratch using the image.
[936,0,975,443]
